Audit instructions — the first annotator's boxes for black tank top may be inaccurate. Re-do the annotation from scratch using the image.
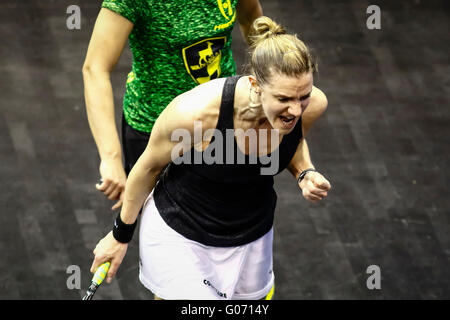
[153,76,303,247]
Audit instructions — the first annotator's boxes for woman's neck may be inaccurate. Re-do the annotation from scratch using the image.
[234,76,269,130]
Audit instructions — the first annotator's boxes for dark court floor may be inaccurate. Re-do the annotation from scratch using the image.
[0,0,449,300]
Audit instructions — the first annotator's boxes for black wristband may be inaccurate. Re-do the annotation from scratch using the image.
[297,168,317,185]
[112,213,137,244]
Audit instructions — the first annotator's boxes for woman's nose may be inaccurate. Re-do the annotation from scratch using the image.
[288,101,302,117]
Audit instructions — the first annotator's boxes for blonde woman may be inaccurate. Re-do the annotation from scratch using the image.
[91,16,331,300]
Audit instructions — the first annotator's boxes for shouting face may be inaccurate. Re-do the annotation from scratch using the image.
[253,72,313,134]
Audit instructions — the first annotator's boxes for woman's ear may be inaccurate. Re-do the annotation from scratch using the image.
[248,76,261,95]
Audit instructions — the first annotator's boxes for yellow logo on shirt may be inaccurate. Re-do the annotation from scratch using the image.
[217,0,233,20]
[214,0,236,31]
[181,1,236,84]
[182,37,226,84]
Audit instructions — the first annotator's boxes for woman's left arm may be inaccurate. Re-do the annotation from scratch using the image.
[287,86,332,203]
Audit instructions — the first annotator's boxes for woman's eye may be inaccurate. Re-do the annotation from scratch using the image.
[300,95,311,102]
[278,97,289,102]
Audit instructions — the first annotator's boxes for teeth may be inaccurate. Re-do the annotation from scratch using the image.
[281,116,294,122]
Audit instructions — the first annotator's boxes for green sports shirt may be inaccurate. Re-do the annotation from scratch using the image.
[102,0,239,133]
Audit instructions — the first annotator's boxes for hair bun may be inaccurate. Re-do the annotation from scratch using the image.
[248,16,286,47]
[247,16,317,84]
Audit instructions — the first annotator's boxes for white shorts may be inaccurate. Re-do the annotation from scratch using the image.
[138,192,275,300]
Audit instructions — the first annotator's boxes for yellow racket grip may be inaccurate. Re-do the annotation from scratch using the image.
[92,262,111,286]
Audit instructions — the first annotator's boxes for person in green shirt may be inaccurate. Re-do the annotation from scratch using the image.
[83,0,263,210]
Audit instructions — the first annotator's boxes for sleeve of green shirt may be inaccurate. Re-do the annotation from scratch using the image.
[102,0,141,24]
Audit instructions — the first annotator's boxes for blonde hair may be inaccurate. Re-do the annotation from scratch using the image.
[248,16,317,85]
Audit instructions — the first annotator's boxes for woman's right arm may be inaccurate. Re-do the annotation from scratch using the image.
[82,8,133,210]
[117,78,225,225]
[89,90,204,282]
[89,78,224,282]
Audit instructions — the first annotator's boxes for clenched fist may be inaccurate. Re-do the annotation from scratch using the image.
[298,171,331,203]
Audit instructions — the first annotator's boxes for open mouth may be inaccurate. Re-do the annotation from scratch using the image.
[279,115,296,127]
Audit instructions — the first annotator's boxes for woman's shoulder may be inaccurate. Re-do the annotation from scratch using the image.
[177,78,227,112]
[302,86,328,135]
[163,78,228,132]
[310,86,328,113]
